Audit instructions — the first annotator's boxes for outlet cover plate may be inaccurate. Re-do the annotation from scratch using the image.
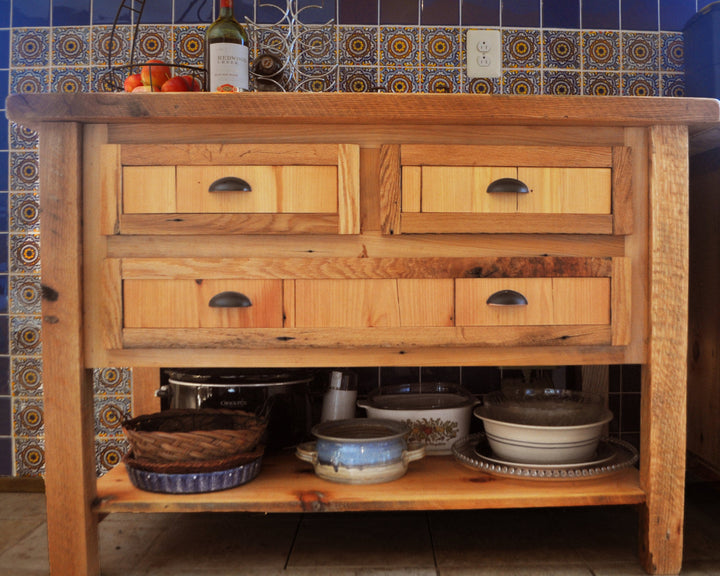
[466,29,501,79]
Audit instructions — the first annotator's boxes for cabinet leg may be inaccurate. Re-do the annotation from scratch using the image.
[40,122,101,575]
[638,124,690,575]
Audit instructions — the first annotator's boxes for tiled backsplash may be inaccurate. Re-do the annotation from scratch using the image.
[0,0,710,478]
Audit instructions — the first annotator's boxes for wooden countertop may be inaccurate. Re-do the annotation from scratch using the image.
[5,93,720,129]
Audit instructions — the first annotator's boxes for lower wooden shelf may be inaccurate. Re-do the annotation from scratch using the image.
[95,452,645,514]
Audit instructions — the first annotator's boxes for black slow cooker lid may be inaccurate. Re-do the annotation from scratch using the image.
[164,368,315,388]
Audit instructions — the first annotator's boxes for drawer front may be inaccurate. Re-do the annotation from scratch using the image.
[416,167,611,215]
[294,279,455,328]
[381,144,632,235]
[124,165,338,214]
[103,143,360,235]
[102,256,629,352]
[455,278,611,326]
[123,279,284,328]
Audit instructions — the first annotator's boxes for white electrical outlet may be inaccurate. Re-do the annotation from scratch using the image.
[466,29,501,79]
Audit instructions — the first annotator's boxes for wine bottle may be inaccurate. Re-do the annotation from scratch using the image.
[205,0,249,92]
[252,52,285,92]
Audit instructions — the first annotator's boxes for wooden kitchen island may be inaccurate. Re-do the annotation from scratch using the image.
[6,93,719,576]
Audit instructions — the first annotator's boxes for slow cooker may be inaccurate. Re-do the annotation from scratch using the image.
[158,368,317,451]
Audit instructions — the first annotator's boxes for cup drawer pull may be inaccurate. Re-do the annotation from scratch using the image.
[208,291,253,308]
[486,178,529,194]
[486,289,528,307]
[208,176,252,193]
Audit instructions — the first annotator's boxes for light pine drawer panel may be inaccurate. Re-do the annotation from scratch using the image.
[175,165,338,213]
[123,279,284,328]
[413,166,611,214]
[294,279,454,328]
[455,278,610,326]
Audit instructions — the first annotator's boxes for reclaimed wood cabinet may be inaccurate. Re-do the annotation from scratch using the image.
[6,93,719,576]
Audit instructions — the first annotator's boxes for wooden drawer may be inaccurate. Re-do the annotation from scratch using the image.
[102,256,630,352]
[455,278,610,326]
[123,279,284,328]
[101,143,360,235]
[380,144,632,235]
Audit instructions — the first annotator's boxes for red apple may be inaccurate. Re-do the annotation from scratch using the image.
[160,76,191,92]
[181,75,203,91]
[123,73,143,92]
[132,85,150,93]
[140,60,171,89]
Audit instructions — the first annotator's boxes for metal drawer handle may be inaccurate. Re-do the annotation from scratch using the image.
[209,291,252,308]
[486,178,529,194]
[208,176,252,193]
[486,289,528,306]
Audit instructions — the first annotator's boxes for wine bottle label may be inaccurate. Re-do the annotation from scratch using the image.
[209,43,249,92]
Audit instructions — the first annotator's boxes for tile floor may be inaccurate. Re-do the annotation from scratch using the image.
[1,475,719,576]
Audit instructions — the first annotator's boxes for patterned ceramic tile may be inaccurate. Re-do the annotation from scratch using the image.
[421,27,460,67]
[380,67,421,92]
[9,274,41,315]
[10,152,38,191]
[339,66,378,91]
[13,397,44,437]
[543,30,580,69]
[10,123,38,151]
[9,192,40,234]
[51,27,90,66]
[94,367,132,396]
[661,32,683,72]
[134,24,174,63]
[465,76,501,94]
[296,27,337,66]
[10,234,40,274]
[544,70,581,95]
[339,26,377,65]
[622,32,659,71]
[96,437,127,476]
[583,72,621,95]
[380,27,420,67]
[92,66,123,92]
[661,73,684,97]
[503,29,541,69]
[11,28,50,67]
[295,65,337,91]
[503,69,541,94]
[14,437,45,476]
[91,24,131,67]
[11,357,43,396]
[95,395,131,436]
[10,69,49,94]
[582,31,620,70]
[422,68,461,92]
[623,72,659,96]
[10,316,42,356]
[51,67,90,92]
[175,25,207,65]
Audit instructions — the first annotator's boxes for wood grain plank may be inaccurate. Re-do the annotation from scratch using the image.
[95,453,645,514]
[639,124,689,575]
[8,93,719,128]
[120,143,340,165]
[40,122,100,575]
[338,143,361,234]
[379,144,401,234]
[401,145,614,167]
[400,213,614,234]
[121,325,613,349]
[612,146,634,235]
[119,256,615,280]
[118,213,340,234]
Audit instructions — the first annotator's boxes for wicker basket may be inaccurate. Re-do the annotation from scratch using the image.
[124,445,265,474]
[122,409,266,463]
